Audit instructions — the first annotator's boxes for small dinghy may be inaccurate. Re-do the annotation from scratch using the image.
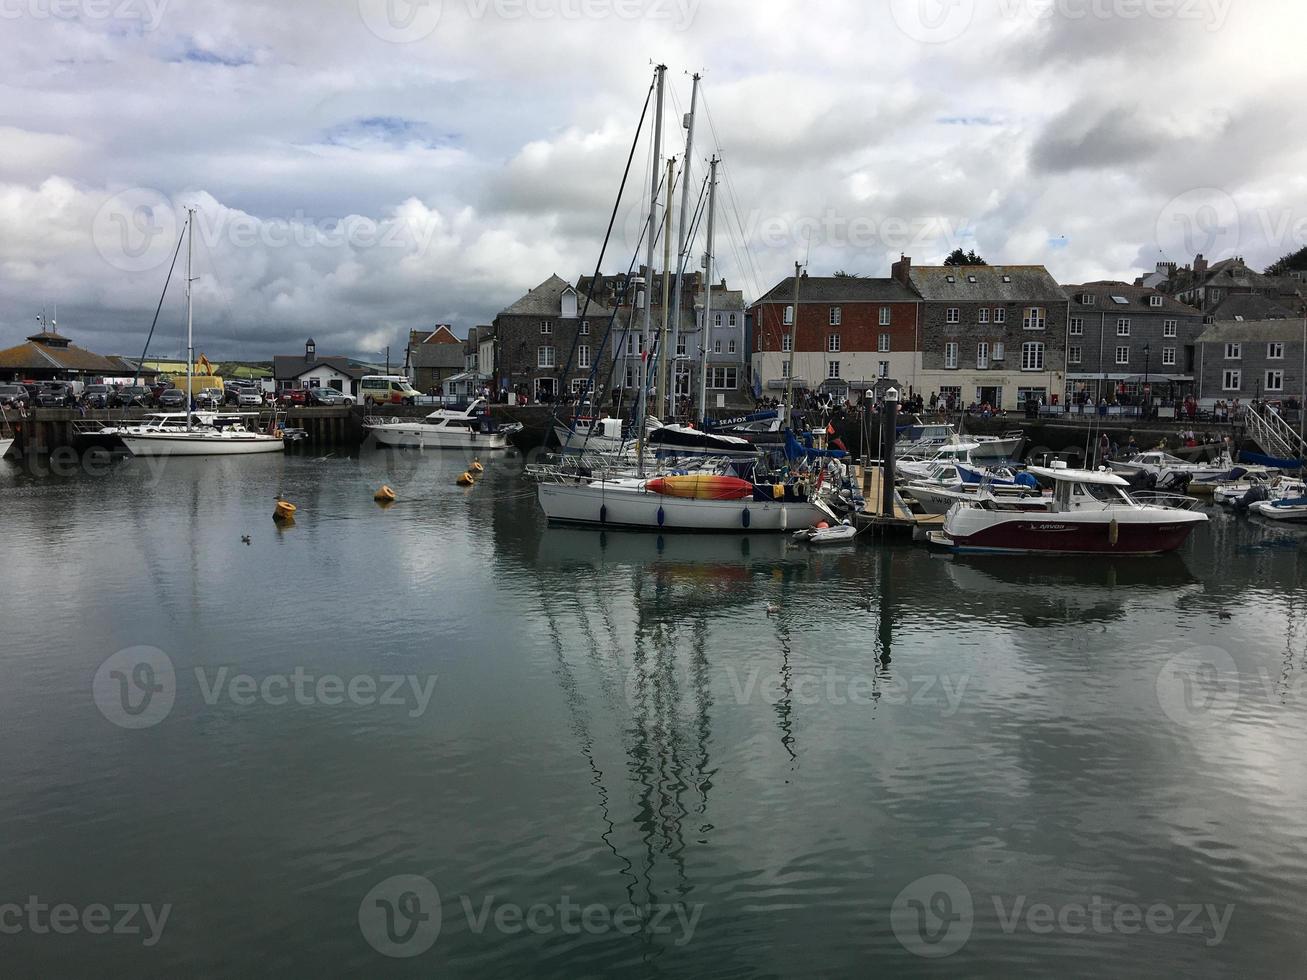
[793,521,858,546]
[1250,495,1307,523]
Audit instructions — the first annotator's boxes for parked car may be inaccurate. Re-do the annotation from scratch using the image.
[156,388,188,409]
[0,384,30,409]
[279,388,309,405]
[150,381,173,401]
[83,384,112,409]
[308,387,354,406]
[235,389,264,407]
[195,388,224,409]
[361,375,420,406]
[224,383,250,405]
[112,386,154,408]
[36,383,75,408]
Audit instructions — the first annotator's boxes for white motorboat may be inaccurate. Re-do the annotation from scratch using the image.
[897,422,1025,464]
[906,480,1050,516]
[931,463,1207,556]
[1109,450,1234,485]
[365,398,522,450]
[1249,493,1307,523]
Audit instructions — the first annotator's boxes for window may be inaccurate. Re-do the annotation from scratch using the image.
[946,275,956,283]
[879,361,890,378]
[1162,347,1177,367]
[1070,317,1084,336]
[540,320,552,335]
[979,308,990,324]
[945,343,959,370]
[878,333,891,353]
[1267,370,1284,392]
[830,306,842,326]
[780,361,790,379]
[1163,320,1177,338]
[1082,293,1096,306]
[708,367,738,390]
[993,342,1005,361]
[782,334,793,353]
[1117,318,1131,337]
[1268,342,1285,360]
[827,360,841,380]
[728,339,736,354]
[570,378,594,394]
[577,345,590,369]
[1150,295,1164,308]
[713,339,722,354]
[947,308,960,324]
[580,320,590,335]
[784,305,794,325]
[827,334,841,353]
[1068,346,1082,365]
[1223,369,1241,391]
[1115,346,1130,365]
[714,313,723,327]
[880,307,891,326]
[1021,342,1045,371]
[626,334,634,355]
[728,313,737,327]
[1225,343,1241,360]
[977,342,990,369]
[1023,308,1047,331]
[994,308,1006,324]
[538,346,555,368]
[1017,387,1048,405]
[940,386,962,403]
[676,338,686,357]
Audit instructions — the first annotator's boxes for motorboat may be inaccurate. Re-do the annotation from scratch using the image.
[897,421,1025,464]
[646,424,759,461]
[365,398,522,449]
[906,480,1050,516]
[930,462,1207,555]
[1109,450,1235,485]
[1189,463,1278,496]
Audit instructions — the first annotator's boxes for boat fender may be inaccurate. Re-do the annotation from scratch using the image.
[1108,519,1119,547]
[600,504,608,525]
[657,506,666,527]
[456,472,475,486]
[742,508,751,528]
[773,483,784,500]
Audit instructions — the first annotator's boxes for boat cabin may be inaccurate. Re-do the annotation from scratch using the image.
[1029,464,1136,511]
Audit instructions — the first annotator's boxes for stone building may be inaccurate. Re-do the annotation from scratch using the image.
[491,275,613,402]
[1196,319,1306,405]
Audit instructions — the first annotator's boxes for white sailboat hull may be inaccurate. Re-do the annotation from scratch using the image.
[367,425,514,450]
[120,432,285,456]
[537,480,828,532]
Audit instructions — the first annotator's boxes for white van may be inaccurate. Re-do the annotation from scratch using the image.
[361,375,420,406]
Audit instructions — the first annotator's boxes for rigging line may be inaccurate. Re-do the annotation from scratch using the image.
[699,89,766,302]
[545,69,655,437]
[132,220,188,386]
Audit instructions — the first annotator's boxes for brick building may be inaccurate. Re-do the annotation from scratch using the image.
[749,274,920,398]
[897,258,1069,411]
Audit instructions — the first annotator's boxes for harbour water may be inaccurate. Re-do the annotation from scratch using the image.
[2,449,1306,976]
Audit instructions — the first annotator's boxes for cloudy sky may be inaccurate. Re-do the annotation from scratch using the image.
[2,0,1304,360]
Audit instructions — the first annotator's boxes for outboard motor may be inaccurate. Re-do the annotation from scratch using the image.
[1157,472,1191,494]
[1126,471,1157,493]
[1236,485,1270,512]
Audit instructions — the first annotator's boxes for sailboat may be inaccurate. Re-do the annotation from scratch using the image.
[120,208,284,458]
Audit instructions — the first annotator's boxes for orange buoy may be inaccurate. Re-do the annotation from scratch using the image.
[273,499,297,522]
[456,472,475,486]
[470,459,484,474]
[374,485,396,503]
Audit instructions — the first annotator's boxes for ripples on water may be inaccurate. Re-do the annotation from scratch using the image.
[1,450,1306,976]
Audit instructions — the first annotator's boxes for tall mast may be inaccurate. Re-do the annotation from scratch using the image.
[783,260,800,424]
[186,207,195,432]
[656,154,675,419]
[669,72,699,418]
[636,64,666,477]
[697,156,719,426]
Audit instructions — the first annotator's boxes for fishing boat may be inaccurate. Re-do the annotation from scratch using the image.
[930,463,1207,555]
[365,398,522,449]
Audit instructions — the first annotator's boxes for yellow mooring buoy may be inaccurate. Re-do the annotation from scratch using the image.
[273,499,297,523]
[456,471,475,487]
[374,485,396,504]
[470,459,485,474]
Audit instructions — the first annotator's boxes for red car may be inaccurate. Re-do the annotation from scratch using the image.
[279,388,309,405]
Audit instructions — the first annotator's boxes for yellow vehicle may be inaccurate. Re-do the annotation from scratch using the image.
[361,375,419,406]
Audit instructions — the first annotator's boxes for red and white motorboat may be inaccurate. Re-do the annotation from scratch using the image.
[930,463,1207,556]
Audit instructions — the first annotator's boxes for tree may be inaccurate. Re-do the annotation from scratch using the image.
[1266,246,1307,276]
[943,248,987,266]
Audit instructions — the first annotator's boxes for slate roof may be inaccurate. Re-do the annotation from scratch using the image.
[272,355,369,381]
[908,265,1067,302]
[753,276,918,304]
[1063,281,1201,316]
[500,275,575,317]
[1208,293,1296,321]
[1196,319,1307,344]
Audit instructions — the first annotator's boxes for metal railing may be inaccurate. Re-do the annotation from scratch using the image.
[1244,407,1307,460]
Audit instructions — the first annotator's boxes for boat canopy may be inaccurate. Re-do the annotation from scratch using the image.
[1027,465,1130,487]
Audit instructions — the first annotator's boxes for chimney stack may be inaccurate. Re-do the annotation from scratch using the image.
[891,254,913,287]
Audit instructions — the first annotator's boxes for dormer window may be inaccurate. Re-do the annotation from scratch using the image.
[1150,295,1163,308]
[1083,294,1095,306]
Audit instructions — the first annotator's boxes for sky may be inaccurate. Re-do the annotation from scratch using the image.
[1,0,1305,361]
